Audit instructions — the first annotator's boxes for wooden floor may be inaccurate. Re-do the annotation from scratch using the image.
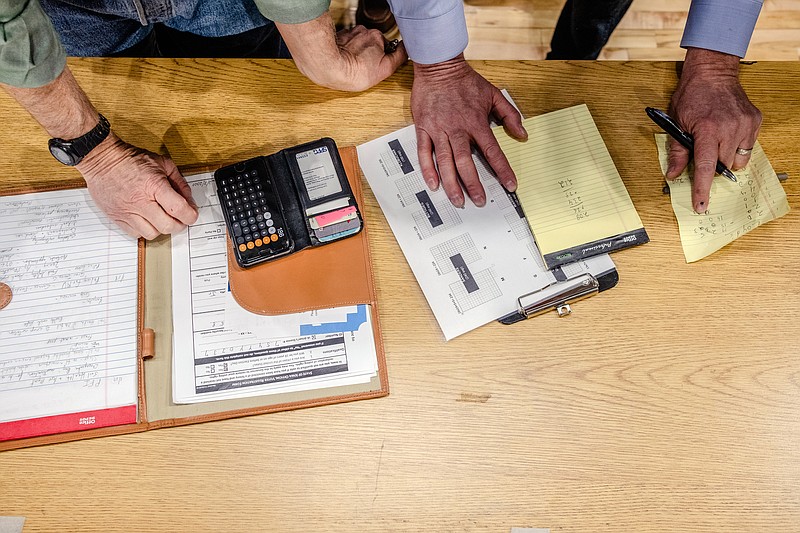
[331,0,800,60]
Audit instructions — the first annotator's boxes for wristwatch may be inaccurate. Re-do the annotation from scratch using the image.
[48,114,111,166]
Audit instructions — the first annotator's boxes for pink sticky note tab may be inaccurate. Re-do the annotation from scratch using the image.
[314,206,356,227]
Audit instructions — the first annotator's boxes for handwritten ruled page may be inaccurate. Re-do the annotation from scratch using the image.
[493,104,645,262]
[655,135,790,262]
[0,189,138,440]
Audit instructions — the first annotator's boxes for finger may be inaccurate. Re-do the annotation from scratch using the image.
[351,28,384,53]
[732,146,753,171]
[432,136,464,208]
[732,127,760,171]
[140,200,184,235]
[114,219,141,240]
[346,25,367,38]
[335,26,366,47]
[128,213,160,241]
[491,89,527,140]
[718,135,738,171]
[374,46,408,83]
[450,132,485,207]
[379,40,408,78]
[691,134,720,213]
[153,171,198,225]
[415,128,440,191]
[162,157,199,212]
[473,128,516,192]
[666,137,691,180]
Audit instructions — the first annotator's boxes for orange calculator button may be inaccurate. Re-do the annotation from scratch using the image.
[255,238,263,247]
[238,244,247,252]
[270,234,278,242]
[247,241,255,250]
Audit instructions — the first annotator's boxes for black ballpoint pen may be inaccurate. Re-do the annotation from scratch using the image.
[645,107,737,182]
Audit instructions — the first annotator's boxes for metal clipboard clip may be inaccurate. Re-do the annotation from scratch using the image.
[497,273,600,325]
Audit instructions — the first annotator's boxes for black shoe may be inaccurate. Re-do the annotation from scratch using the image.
[356,0,396,34]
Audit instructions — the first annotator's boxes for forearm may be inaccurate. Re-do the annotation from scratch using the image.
[1,66,100,139]
[275,12,340,87]
[276,10,406,92]
[2,60,197,239]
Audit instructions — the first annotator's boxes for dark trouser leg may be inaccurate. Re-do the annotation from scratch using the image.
[110,30,161,57]
[151,23,291,58]
[547,0,634,59]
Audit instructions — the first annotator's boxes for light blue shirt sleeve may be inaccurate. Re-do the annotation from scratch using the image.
[681,0,763,58]
[386,0,468,64]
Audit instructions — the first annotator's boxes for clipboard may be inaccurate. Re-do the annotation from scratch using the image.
[497,263,619,325]
[0,146,388,452]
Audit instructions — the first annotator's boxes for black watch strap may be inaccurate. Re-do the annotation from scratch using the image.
[73,114,110,157]
[48,114,111,166]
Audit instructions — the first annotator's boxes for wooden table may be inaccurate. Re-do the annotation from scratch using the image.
[0,60,798,532]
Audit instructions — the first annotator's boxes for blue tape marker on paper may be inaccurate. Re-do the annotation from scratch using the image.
[299,304,368,335]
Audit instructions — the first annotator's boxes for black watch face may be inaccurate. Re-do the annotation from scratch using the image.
[49,142,78,166]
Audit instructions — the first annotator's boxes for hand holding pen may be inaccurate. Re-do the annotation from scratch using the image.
[646,107,738,182]
[652,49,762,213]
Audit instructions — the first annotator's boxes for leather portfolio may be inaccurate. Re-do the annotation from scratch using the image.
[0,146,387,452]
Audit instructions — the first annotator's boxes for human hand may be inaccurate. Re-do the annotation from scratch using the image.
[411,55,527,208]
[77,134,198,239]
[330,26,407,91]
[277,13,407,92]
[666,47,762,212]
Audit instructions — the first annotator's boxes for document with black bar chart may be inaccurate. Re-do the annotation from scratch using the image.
[358,124,615,340]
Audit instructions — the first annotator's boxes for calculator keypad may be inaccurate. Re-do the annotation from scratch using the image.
[216,165,291,265]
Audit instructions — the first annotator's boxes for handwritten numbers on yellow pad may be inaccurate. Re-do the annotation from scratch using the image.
[655,134,790,263]
[493,104,646,268]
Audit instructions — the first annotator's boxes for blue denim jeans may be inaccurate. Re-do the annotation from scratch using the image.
[40,0,290,58]
[547,0,634,59]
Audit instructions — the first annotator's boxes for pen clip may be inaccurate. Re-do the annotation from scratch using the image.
[517,273,600,319]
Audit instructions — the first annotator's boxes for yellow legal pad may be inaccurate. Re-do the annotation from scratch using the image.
[493,104,648,269]
[655,134,790,263]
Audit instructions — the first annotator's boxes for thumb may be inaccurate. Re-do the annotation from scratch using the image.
[666,137,690,180]
[378,41,408,79]
[492,89,527,140]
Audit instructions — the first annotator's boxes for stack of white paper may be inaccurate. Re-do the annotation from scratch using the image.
[170,173,378,404]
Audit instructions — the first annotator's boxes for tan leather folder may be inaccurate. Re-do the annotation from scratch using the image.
[0,146,388,452]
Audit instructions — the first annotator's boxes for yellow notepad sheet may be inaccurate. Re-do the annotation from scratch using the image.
[493,104,647,269]
[655,134,790,263]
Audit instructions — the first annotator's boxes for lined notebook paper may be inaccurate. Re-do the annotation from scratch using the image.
[0,189,139,441]
[655,134,790,262]
[493,104,648,269]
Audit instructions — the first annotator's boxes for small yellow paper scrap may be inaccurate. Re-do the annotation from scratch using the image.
[655,134,790,262]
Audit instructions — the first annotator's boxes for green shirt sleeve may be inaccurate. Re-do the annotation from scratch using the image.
[0,0,65,88]
[252,0,331,24]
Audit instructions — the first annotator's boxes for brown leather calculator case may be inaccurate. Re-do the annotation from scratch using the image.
[228,146,373,314]
[0,145,387,452]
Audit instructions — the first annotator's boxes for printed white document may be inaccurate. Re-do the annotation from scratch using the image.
[170,172,378,404]
[357,121,615,340]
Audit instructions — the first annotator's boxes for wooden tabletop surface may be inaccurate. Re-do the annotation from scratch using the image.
[0,59,798,532]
